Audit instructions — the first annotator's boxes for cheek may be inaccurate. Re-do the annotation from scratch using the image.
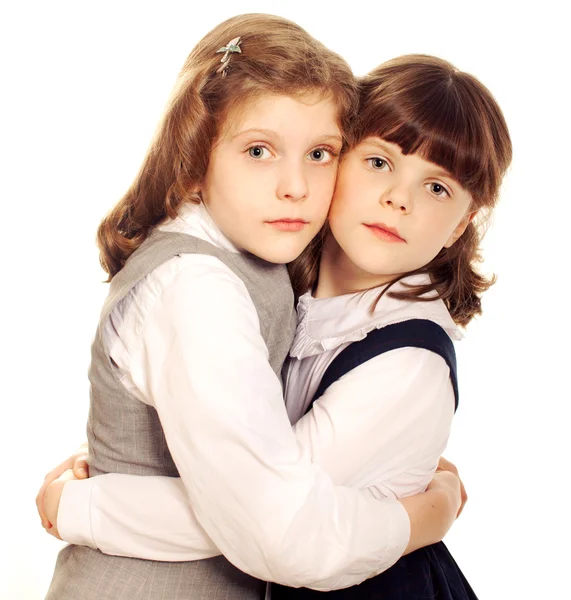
[329,175,366,226]
[440,209,467,239]
[329,171,353,214]
[316,167,337,194]
[308,169,337,212]
[414,200,445,227]
[327,192,353,239]
[418,210,462,251]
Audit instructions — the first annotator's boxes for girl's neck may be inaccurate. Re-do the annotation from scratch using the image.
[314,232,395,299]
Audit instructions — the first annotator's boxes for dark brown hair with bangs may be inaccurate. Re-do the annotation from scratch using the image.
[291,54,512,327]
[97,13,357,280]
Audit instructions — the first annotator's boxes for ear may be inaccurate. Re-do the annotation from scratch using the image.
[444,210,477,248]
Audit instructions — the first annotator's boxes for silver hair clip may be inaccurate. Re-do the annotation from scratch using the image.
[216,36,242,77]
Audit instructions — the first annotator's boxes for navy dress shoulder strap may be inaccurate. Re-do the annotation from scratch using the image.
[308,318,459,412]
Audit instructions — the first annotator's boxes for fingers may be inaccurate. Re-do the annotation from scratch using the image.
[36,482,49,528]
[437,456,468,518]
[456,481,468,518]
[43,469,77,539]
[437,456,458,477]
[36,455,82,529]
[46,523,63,541]
[73,457,89,479]
[60,468,81,483]
[36,469,61,529]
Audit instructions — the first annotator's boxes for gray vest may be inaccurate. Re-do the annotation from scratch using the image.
[46,230,297,600]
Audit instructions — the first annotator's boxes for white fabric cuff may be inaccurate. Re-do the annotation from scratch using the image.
[57,478,97,548]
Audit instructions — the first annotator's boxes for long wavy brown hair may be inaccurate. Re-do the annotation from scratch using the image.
[290,55,512,327]
[97,13,358,280]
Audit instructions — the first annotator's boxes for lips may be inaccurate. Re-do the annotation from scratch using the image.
[266,219,308,224]
[266,219,308,232]
[364,222,406,243]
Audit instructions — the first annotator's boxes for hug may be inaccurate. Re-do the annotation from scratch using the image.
[37,12,511,600]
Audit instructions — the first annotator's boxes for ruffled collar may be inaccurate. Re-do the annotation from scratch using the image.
[290,274,462,360]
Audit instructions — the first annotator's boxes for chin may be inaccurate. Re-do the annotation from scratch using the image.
[349,256,402,279]
[258,250,303,264]
[252,243,307,265]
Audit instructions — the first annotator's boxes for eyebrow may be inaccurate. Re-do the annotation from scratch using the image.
[430,167,455,180]
[229,128,277,140]
[360,138,456,181]
[359,138,393,153]
[230,128,343,145]
[318,134,344,146]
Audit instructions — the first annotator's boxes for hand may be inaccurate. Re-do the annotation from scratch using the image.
[36,443,89,530]
[43,469,79,540]
[401,470,462,553]
[436,456,468,517]
[426,470,462,535]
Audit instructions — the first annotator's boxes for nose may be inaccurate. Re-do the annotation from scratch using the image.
[379,182,412,214]
[276,159,309,202]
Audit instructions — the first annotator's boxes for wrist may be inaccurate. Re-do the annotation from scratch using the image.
[399,487,453,555]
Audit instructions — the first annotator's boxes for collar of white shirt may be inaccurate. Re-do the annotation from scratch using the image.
[158,201,240,254]
[290,274,462,359]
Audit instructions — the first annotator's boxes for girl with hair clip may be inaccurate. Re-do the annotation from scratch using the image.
[37,15,462,600]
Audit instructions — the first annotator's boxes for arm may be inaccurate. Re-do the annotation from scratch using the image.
[57,474,220,560]
[51,351,458,559]
[53,259,454,589]
[36,441,89,529]
[50,466,458,561]
[292,347,455,497]
[289,345,462,556]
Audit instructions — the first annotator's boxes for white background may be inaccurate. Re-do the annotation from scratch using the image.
[1,1,569,598]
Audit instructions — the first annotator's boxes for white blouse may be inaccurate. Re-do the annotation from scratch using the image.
[285,277,460,498]
[57,202,459,590]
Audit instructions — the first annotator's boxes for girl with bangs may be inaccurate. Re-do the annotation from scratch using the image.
[270,55,512,597]
[37,15,463,600]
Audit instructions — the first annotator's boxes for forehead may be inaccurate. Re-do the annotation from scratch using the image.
[220,92,341,140]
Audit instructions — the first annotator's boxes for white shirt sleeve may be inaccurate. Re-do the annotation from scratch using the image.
[58,474,220,561]
[58,256,410,591]
[292,348,455,499]
[58,347,452,564]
